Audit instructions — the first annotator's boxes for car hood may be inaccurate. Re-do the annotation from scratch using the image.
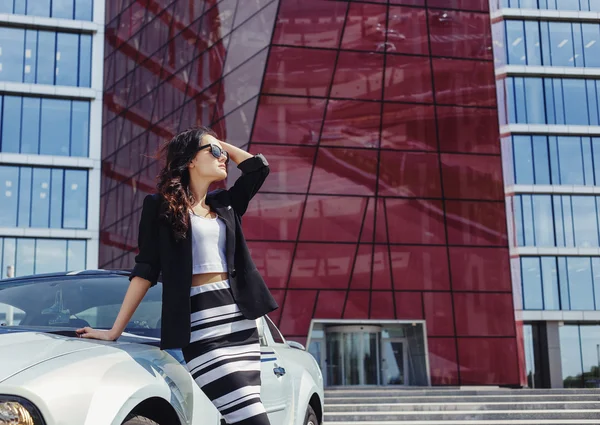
[0,327,159,383]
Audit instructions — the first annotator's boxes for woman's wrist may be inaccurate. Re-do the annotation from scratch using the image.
[108,328,121,340]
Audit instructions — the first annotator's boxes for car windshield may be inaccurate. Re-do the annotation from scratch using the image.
[0,274,162,338]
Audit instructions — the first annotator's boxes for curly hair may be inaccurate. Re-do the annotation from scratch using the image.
[156,126,217,240]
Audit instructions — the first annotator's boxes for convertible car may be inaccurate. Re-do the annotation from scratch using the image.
[0,270,323,425]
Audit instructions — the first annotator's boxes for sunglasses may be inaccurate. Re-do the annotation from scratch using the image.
[198,143,230,165]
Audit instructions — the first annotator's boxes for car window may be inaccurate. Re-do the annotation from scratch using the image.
[76,302,162,330]
[0,302,25,326]
[265,316,285,344]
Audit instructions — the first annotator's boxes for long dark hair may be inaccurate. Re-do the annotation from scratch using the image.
[156,126,217,240]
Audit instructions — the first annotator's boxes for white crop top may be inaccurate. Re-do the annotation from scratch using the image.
[190,211,228,274]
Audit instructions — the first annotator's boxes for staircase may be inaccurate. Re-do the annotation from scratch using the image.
[324,387,600,424]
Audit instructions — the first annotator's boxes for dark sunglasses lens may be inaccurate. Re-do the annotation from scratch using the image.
[210,144,221,158]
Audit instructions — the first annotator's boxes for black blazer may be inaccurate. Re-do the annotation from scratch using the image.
[129,154,278,349]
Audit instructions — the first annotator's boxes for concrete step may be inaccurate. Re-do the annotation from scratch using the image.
[324,401,600,412]
[324,421,600,425]
[325,394,600,404]
[323,409,600,421]
[324,388,600,397]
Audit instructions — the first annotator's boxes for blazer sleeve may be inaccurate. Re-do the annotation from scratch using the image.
[129,194,161,287]
[227,154,270,216]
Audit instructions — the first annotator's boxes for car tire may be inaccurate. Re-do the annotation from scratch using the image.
[304,405,319,425]
[122,415,159,425]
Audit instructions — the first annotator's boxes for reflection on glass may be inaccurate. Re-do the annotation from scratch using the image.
[35,239,67,274]
[580,326,600,387]
[572,197,599,248]
[40,99,71,155]
[56,32,79,86]
[541,257,560,310]
[1,238,16,279]
[521,257,543,309]
[532,136,550,184]
[567,257,595,310]
[17,168,32,227]
[37,31,56,85]
[524,21,542,66]
[505,20,525,64]
[558,136,584,185]
[24,29,38,84]
[31,168,51,228]
[75,0,94,20]
[79,35,92,87]
[16,239,35,276]
[50,169,64,229]
[533,195,554,246]
[524,324,535,387]
[513,135,534,184]
[1,96,21,153]
[0,28,25,82]
[67,240,86,270]
[549,22,575,67]
[63,170,87,228]
[21,98,41,154]
[560,324,583,388]
[0,166,18,227]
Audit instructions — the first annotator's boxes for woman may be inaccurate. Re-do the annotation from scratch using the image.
[76,126,278,425]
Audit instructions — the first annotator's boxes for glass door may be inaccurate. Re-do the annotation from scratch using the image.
[381,337,409,385]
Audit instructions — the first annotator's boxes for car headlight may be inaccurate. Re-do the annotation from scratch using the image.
[0,396,44,425]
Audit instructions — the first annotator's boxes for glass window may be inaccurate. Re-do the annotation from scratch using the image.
[592,258,600,312]
[20,97,41,154]
[79,35,92,87]
[521,195,535,246]
[553,78,565,125]
[561,196,575,247]
[593,138,600,184]
[514,195,524,246]
[35,239,67,274]
[74,0,93,21]
[582,24,600,67]
[513,135,534,184]
[549,22,575,66]
[1,96,21,153]
[587,80,599,126]
[70,101,90,157]
[40,99,71,156]
[560,325,583,388]
[541,257,560,309]
[572,196,600,248]
[15,239,35,276]
[553,195,565,246]
[557,136,584,185]
[0,28,25,82]
[524,21,542,66]
[513,78,527,123]
[525,78,545,124]
[506,78,517,124]
[55,33,79,87]
[0,1,13,13]
[558,257,570,309]
[67,239,86,270]
[63,170,87,228]
[17,167,32,227]
[532,136,550,184]
[548,136,561,184]
[50,169,63,228]
[24,29,38,84]
[52,0,74,19]
[543,76,556,124]
[567,257,595,310]
[506,20,526,64]
[31,168,51,228]
[521,257,543,309]
[533,195,555,246]
[27,0,51,17]
[540,21,552,66]
[582,138,595,185]
[572,23,585,67]
[0,166,18,227]
[1,238,16,279]
[36,31,56,85]
[563,79,589,126]
[13,0,24,14]
[580,326,600,386]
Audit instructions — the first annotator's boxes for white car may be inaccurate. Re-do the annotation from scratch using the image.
[0,270,323,425]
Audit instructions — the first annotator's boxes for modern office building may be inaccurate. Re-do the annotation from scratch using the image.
[100,0,524,387]
[0,0,105,278]
[492,0,600,387]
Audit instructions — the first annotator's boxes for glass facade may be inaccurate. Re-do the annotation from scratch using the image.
[0,27,92,87]
[0,165,88,229]
[503,77,600,126]
[0,96,90,156]
[0,0,93,20]
[100,0,520,387]
[0,237,86,278]
[495,0,600,10]
[503,20,600,68]
[560,324,600,388]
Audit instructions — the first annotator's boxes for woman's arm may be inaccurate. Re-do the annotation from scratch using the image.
[76,277,151,340]
[221,141,253,165]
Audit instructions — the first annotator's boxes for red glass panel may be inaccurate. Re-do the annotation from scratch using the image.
[349,244,373,290]
[433,58,496,107]
[428,338,459,385]
[248,144,316,193]
[458,338,520,385]
[314,290,346,319]
[390,0,425,5]
[372,245,392,290]
[423,292,455,337]
[375,198,388,243]
[387,6,428,55]
[370,291,395,319]
[343,291,370,319]
[252,95,326,145]
[247,242,296,290]
[395,292,423,319]
[288,243,356,289]
[428,0,489,11]
[384,55,433,103]
[441,154,504,200]
[272,0,348,48]
[381,103,437,151]
[454,293,515,337]
[385,198,447,245]
[341,3,387,52]
[321,100,381,149]
[309,147,378,196]
[360,198,375,243]
[428,10,492,60]
[379,152,442,198]
[267,289,286,325]
[279,290,317,335]
[445,201,508,246]
[437,106,500,154]
[263,46,337,97]
[244,193,305,241]
[449,247,511,292]
[390,246,451,291]
[331,51,384,100]
[299,196,367,243]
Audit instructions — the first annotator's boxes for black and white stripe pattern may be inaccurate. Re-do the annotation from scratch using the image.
[182,280,271,425]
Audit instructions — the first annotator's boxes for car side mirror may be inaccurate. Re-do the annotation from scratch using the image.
[287,340,305,351]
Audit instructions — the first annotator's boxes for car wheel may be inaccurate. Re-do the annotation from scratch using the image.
[303,405,319,425]
[122,415,159,425]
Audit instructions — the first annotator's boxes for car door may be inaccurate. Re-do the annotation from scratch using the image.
[258,317,295,424]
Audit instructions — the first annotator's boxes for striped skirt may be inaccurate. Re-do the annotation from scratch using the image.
[182,280,271,425]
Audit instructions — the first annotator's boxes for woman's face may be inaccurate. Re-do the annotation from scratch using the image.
[188,134,228,183]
